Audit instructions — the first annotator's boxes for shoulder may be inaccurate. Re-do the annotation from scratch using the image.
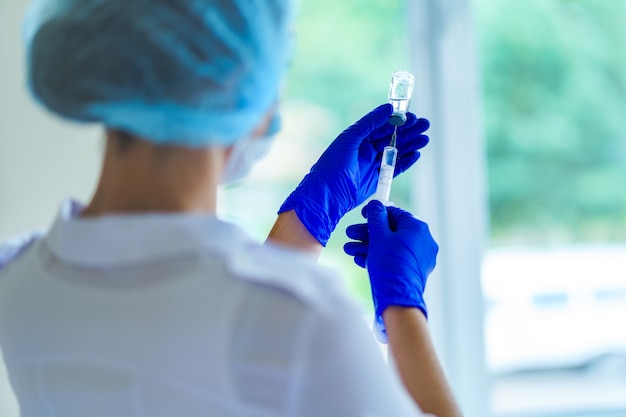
[223,241,355,316]
[0,231,44,271]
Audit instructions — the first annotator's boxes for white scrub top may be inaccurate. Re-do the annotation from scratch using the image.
[0,200,428,417]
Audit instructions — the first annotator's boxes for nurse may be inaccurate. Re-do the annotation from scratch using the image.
[0,0,461,416]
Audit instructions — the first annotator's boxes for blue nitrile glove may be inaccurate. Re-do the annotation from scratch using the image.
[343,200,438,343]
[279,103,430,246]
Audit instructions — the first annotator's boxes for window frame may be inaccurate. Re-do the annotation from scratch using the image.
[407,1,490,416]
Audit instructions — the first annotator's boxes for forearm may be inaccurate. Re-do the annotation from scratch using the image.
[383,307,463,417]
[266,210,323,259]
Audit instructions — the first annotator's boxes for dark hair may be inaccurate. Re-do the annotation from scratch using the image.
[109,129,140,153]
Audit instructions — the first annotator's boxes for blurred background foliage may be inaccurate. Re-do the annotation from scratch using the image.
[285,0,410,123]
[476,0,626,244]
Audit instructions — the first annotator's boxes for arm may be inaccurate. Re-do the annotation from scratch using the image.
[344,200,462,416]
[266,210,322,259]
[384,307,462,417]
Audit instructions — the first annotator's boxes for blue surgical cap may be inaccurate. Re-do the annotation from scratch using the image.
[23,0,293,147]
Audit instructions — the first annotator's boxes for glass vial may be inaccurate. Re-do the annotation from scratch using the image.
[388,70,415,126]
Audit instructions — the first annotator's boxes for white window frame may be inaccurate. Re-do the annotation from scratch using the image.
[407,1,490,416]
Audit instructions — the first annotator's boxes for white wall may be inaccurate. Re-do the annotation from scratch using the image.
[0,1,102,415]
[0,0,102,242]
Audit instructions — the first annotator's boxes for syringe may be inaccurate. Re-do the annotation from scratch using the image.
[373,138,398,203]
[373,71,415,204]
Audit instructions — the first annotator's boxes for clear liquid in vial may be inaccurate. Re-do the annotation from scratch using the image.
[389,98,411,115]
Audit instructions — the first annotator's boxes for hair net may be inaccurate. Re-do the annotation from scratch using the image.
[23,0,293,147]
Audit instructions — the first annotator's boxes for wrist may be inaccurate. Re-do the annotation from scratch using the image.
[370,272,427,316]
[373,304,427,345]
[383,306,428,324]
[279,172,348,246]
[375,297,428,323]
[267,210,323,258]
[376,306,428,345]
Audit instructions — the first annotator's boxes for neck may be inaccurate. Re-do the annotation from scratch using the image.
[82,133,227,217]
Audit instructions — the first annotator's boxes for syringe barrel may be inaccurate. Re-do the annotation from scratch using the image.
[373,146,398,204]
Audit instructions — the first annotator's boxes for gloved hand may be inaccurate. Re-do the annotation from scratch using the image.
[344,200,438,343]
[278,103,430,246]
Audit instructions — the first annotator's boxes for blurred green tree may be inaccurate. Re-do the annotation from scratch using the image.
[476,0,626,244]
[286,0,410,123]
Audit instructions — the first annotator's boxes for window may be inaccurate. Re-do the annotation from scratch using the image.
[476,0,626,415]
[408,1,626,416]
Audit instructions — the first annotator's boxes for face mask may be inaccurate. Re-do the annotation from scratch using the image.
[220,114,281,185]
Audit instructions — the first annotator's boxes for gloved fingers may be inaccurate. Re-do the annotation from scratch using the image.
[343,241,368,256]
[364,200,416,226]
[402,112,419,128]
[346,223,369,242]
[343,104,394,145]
[361,204,369,218]
[396,132,429,152]
[371,134,395,153]
[370,119,428,154]
[372,112,425,140]
[391,131,429,174]
[386,205,416,220]
[371,132,428,156]
[369,114,427,140]
[360,200,385,218]
[386,206,421,231]
[365,200,391,235]
[397,117,430,135]
[368,113,418,147]
[354,253,367,269]
[343,241,368,269]
[368,116,416,147]
[372,112,418,140]
[394,151,421,176]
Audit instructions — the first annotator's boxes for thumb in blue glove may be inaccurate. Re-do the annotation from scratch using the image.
[279,103,430,246]
[343,200,438,343]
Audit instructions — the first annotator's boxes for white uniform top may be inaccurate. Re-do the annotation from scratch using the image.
[0,200,427,417]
